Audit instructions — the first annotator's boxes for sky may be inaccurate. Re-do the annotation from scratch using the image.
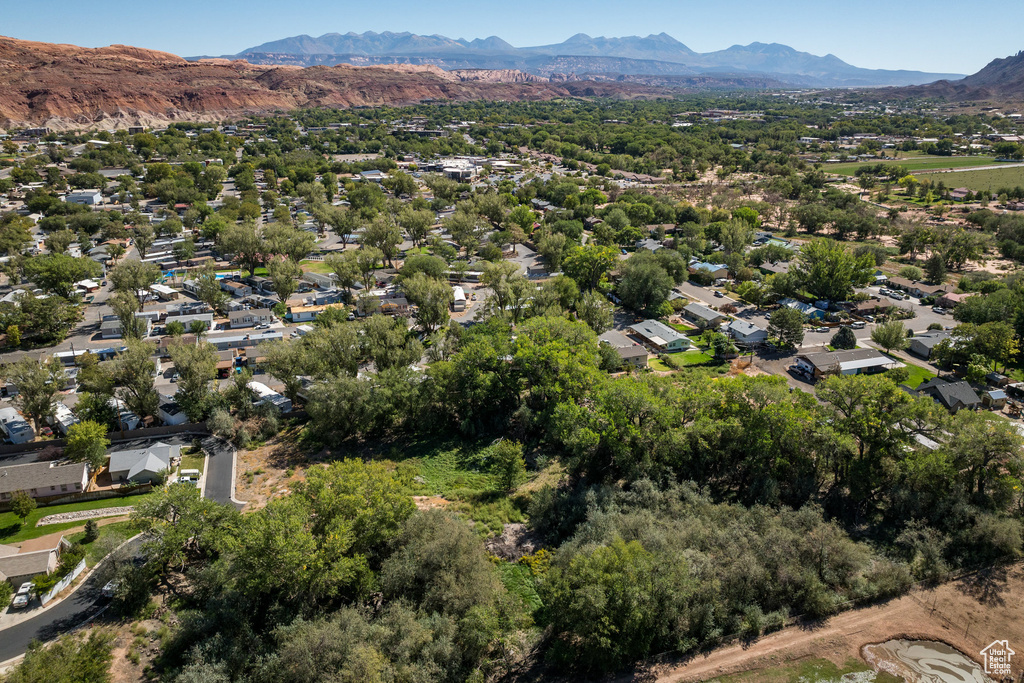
[5,0,1022,75]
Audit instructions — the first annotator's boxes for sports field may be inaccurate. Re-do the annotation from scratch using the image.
[827,155,999,176]
[925,165,1024,192]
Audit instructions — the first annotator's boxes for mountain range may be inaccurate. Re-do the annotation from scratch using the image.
[891,50,1024,100]
[204,31,964,87]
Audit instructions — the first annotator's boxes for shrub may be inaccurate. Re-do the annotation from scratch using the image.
[830,326,857,350]
[83,519,99,543]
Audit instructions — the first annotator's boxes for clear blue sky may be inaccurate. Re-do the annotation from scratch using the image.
[6,0,1021,75]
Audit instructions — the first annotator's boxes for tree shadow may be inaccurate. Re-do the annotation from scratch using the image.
[955,564,1010,607]
[0,522,22,541]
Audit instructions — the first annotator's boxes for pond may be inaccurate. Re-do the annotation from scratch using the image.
[863,640,992,683]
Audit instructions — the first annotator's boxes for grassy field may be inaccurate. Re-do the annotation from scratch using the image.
[0,493,154,545]
[709,657,902,683]
[300,260,334,274]
[827,156,998,176]
[180,453,205,474]
[921,165,1024,192]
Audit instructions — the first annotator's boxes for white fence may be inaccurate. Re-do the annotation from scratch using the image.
[39,558,86,606]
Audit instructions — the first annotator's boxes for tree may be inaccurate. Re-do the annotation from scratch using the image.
[257,340,310,406]
[109,259,160,306]
[538,231,568,270]
[324,251,359,294]
[361,216,402,267]
[267,257,303,304]
[10,490,35,524]
[168,341,218,422]
[924,252,947,284]
[402,272,453,333]
[871,320,909,353]
[191,263,229,313]
[792,238,875,302]
[397,207,434,247]
[576,290,614,334]
[562,245,617,291]
[83,518,99,543]
[134,225,155,259]
[6,324,20,348]
[618,257,673,314]
[218,223,265,275]
[898,266,924,281]
[43,229,76,255]
[355,247,384,290]
[111,340,158,419]
[361,315,424,371]
[2,356,65,431]
[172,238,196,263]
[109,290,146,340]
[65,420,110,473]
[5,631,114,683]
[768,307,805,348]
[24,254,102,298]
[831,326,857,350]
[491,440,526,491]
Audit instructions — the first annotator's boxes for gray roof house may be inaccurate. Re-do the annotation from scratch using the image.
[627,320,692,352]
[796,348,903,379]
[0,536,70,586]
[228,308,273,329]
[108,442,180,484]
[0,461,89,501]
[0,407,35,444]
[724,319,768,345]
[682,303,727,328]
[599,330,650,368]
[908,331,950,359]
[913,378,982,413]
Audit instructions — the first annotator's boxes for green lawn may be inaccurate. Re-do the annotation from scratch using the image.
[899,362,937,389]
[300,260,334,274]
[68,521,135,566]
[180,453,206,474]
[827,155,998,176]
[710,657,902,683]
[0,493,155,545]
[667,322,698,334]
[679,350,715,365]
[649,358,674,372]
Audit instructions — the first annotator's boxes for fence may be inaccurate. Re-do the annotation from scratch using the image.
[0,422,212,457]
[39,558,86,606]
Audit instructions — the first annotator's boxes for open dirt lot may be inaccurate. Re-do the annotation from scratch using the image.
[651,563,1024,682]
[233,429,313,511]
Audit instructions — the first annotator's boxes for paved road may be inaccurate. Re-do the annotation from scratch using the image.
[0,537,142,664]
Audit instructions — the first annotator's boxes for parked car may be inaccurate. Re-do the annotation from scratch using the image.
[814,327,828,333]
[11,582,33,609]
[101,581,118,599]
[863,315,875,322]
[850,321,866,329]
[714,290,724,298]
[254,323,269,330]
[932,306,947,315]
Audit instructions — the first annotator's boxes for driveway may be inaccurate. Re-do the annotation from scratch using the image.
[0,537,143,665]
[200,436,242,509]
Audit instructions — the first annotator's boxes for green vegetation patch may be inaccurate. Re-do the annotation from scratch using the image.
[929,166,1024,192]
[0,493,154,544]
[709,657,903,683]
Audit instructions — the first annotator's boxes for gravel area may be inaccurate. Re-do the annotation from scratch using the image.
[37,506,135,525]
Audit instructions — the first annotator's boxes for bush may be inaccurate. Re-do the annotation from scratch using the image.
[898,266,924,281]
[0,580,12,609]
[927,322,943,331]
[83,519,99,543]
[830,326,857,350]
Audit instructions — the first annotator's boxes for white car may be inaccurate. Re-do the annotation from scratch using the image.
[11,582,33,609]
[101,581,118,599]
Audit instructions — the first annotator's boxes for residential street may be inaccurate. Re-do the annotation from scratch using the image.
[0,537,144,665]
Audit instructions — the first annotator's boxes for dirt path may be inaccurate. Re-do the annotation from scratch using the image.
[653,563,1024,682]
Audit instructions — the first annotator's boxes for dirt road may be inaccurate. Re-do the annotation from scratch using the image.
[654,563,1024,682]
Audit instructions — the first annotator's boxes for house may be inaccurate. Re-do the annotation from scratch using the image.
[0,461,89,502]
[849,297,901,317]
[599,330,649,368]
[48,403,79,436]
[452,286,467,312]
[0,536,72,586]
[909,331,950,359]
[157,395,188,426]
[288,303,345,323]
[379,296,411,316]
[221,281,252,298]
[108,397,142,431]
[779,297,826,320]
[108,442,180,484]
[65,190,102,206]
[913,378,982,413]
[204,330,283,352]
[228,309,273,329]
[936,292,973,309]
[248,381,292,413]
[164,312,215,332]
[627,319,692,352]
[150,284,179,301]
[100,316,153,339]
[688,261,729,279]
[301,272,335,290]
[724,319,768,345]
[796,348,903,379]
[682,303,727,328]
[0,406,34,444]
[635,238,664,252]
